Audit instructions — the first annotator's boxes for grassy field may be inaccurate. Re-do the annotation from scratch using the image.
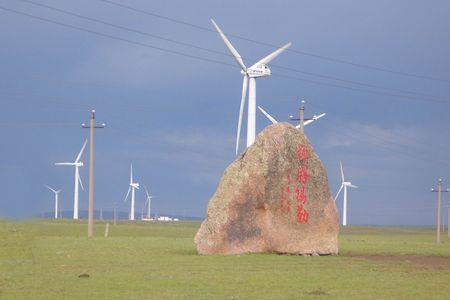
[1,220,450,299]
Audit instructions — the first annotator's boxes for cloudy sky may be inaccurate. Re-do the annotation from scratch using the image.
[1,0,450,225]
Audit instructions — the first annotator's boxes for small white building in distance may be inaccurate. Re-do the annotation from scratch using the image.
[157,216,179,222]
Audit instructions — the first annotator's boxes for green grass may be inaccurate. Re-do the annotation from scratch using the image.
[1,220,450,299]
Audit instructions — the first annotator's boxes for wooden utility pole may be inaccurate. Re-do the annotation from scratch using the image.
[289,98,308,133]
[113,203,117,225]
[431,179,449,243]
[82,110,105,238]
[104,223,109,238]
[447,202,450,237]
[299,99,305,133]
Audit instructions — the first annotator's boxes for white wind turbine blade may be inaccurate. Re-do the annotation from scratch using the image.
[313,113,326,120]
[45,185,57,193]
[298,113,326,127]
[78,172,84,191]
[54,162,73,166]
[75,139,88,163]
[302,113,326,128]
[143,188,150,205]
[300,120,313,127]
[130,164,133,185]
[258,106,278,124]
[340,161,345,182]
[251,42,292,67]
[334,184,344,201]
[235,75,248,155]
[210,19,247,72]
[124,187,131,202]
[144,186,150,198]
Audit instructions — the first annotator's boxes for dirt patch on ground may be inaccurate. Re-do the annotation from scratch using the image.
[346,253,450,270]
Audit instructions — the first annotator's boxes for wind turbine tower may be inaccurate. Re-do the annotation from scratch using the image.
[211,19,291,155]
[55,140,87,219]
[334,161,358,226]
[124,164,139,221]
[45,185,61,219]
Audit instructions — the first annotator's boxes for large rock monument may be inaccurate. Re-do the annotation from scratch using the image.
[195,123,339,255]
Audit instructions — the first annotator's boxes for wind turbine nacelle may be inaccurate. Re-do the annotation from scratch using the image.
[75,162,84,167]
[132,183,140,189]
[247,64,271,78]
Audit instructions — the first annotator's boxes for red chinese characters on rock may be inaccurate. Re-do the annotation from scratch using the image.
[280,169,291,213]
[296,145,309,162]
[280,186,291,213]
[296,166,308,185]
[280,145,310,223]
[295,145,310,223]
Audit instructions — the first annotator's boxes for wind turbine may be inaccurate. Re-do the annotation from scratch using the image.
[55,139,87,220]
[257,106,326,128]
[45,185,61,219]
[124,164,139,221]
[334,161,358,226]
[211,19,291,155]
[143,186,153,220]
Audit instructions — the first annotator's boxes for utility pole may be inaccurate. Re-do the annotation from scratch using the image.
[289,98,309,133]
[82,110,105,238]
[299,99,305,133]
[431,179,449,243]
[113,202,117,225]
[447,203,450,237]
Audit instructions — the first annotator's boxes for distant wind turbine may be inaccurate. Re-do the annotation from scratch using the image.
[334,161,358,226]
[211,19,291,155]
[144,186,153,220]
[45,185,61,219]
[258,106,326,128]
[124,164,139,221]
[55,139,87,219]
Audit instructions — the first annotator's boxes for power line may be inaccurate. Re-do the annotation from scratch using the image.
[18,0,227,57]
[271,66,450,101]
[97,0,450,84]
[0,5,237,66]
[0,122,79,127]
[283,101,450,168]
[307,100,450,157]
[326,122,450,168]
[305,101,450,165]
[2,5,450,105]
[19,0,450,102]
[273,73,450,104]
[106,97,450,170]
[108,115,450,197]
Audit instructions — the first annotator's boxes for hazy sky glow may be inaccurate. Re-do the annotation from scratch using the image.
[1,0,450,225]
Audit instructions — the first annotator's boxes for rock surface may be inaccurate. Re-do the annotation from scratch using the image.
[195,123,339,255]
